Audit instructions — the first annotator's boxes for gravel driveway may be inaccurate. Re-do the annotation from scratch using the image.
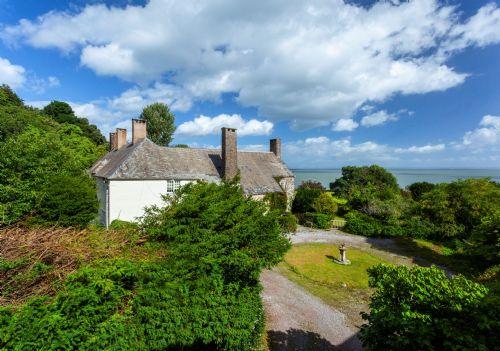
[261,269,362,351]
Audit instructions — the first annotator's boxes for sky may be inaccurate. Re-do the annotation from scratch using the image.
[0,0,499,169]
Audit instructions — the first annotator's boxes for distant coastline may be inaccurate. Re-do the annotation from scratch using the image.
[292,168,500,188]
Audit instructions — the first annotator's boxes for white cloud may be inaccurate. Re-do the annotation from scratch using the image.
[395,143,445,153]
[462,115,500,148]
[361,110,398,127]
[332,118,359,132]
[3,1,499,127]
[0,57,25,88]
[176,114,273,136]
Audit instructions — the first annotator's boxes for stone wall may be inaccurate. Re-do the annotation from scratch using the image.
[279,176,296,211]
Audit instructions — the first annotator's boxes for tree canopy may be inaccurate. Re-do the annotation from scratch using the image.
[43,101,106,145]
[139,102,176,146]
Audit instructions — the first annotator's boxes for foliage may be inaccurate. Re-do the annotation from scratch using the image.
[139,102,176,146]
[0,92,55,142]
[0,85,23,107]
[330,165,399,198]
[312,192,338,216]
[302,212,331,229]
[173,143,189,148]
[278,212,298,233]
[264,191,287,213]
[360,264,498,351]
[299,180,325,190]
[1,181,289,350]
[142,180,291,285]
[344,211,382,237]
[0,125,104,226]
[292,186,322,214]
[407,181,436,201]
[468,210,500,265]
[36,174,99,227]
[43,101,106,145]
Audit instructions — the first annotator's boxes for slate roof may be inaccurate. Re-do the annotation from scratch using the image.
[90,138,294,195]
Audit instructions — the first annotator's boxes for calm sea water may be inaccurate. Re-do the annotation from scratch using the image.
[293,169,500,189]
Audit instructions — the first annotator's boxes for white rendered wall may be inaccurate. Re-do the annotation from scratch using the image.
[108,180,191,224]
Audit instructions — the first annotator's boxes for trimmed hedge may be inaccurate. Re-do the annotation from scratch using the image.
[278,212,298,233]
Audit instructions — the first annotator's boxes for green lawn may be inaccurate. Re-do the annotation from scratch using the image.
[276,243,392,325]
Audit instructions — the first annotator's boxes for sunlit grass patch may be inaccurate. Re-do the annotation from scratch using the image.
[276,243,392,325]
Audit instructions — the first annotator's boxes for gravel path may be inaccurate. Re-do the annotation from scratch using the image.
[261,269,362,351]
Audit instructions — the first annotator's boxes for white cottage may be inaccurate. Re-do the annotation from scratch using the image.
[90,119,295,227]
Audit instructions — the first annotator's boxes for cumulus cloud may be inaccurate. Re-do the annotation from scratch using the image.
[176,114,273,136]
[361,110,398,127]
[332,118,359,132]
[462,115,500,148]
[3,1,500,127]
[394,144,445,153]
[0,57,26,88]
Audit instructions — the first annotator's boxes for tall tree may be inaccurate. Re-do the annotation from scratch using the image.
[139,102,176,146]
[43,101,106,145]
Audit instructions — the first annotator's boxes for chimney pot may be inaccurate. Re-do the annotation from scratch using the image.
[132,119,147,144]
[221,127,238,180]
[116,128,127,149]
[270,138,281,159]
[109,132,117,151]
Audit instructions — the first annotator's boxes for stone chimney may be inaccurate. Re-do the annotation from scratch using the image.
[221,127,238,180]
[132,119,147,144]
[116,128,127,149]
[109,132,117,151]
[270,138,281,159]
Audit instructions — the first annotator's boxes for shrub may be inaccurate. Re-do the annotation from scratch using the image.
[344,211,382,237]
[468,210,500,265]
[312,192,338,216]
[264,191,287,212]
[292,186,322,214]
[36,174,98,227]
[278,212,298,233]
[407,181,436,201]
[361,264,497,350]
[142,180,291,285]
[299,180,325,190]
[302,212,331,229]
[402,216,436,239]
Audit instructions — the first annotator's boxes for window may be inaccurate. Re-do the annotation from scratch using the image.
[166,179,181,193]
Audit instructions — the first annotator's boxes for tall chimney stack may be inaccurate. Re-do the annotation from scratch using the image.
[132,119,147,144]
[116,128,127,149]
[270,138,281,159]
[221,127,238,180]
[109,132,117,151]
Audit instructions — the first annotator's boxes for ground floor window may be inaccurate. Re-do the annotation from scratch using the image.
[166,179,181,193]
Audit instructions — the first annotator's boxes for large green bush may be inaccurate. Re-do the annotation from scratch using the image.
[278,212,298,233]
[344,211,382,237]
[142,180,291,285]
[302,212,332,229]
[312,192,338,217]
[292,185,322,214]
[361,264,498,350]
[0,125,104,226]
[264,191,288,213]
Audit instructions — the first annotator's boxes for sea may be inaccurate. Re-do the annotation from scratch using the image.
[292,169,500,189]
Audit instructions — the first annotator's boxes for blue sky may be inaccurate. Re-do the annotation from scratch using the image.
[0,0,499,168]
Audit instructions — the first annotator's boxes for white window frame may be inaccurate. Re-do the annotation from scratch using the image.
[166,179,181,193]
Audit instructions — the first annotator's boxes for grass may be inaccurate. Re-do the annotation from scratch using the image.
[276,243,392,326]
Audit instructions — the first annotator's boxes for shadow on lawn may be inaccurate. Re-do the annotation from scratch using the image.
[267,328,362,351]
[364,236,475,276]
